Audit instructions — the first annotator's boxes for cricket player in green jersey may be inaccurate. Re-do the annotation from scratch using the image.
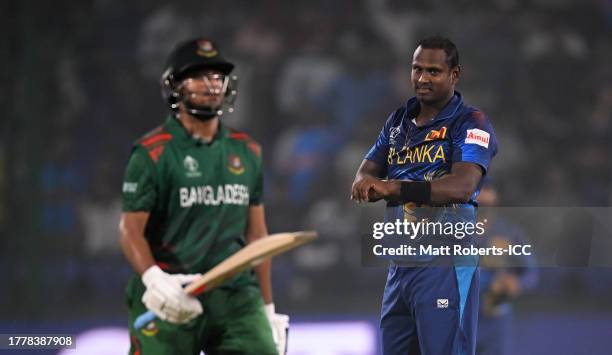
[118,38,288,355]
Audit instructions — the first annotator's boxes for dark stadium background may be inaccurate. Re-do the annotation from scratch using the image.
[2,0,611,353]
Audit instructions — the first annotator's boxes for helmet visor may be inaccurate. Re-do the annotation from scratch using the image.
[178,71,229,110]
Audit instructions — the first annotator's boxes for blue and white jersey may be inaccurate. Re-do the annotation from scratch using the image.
[366,91,497,193]
[366,92,498,260]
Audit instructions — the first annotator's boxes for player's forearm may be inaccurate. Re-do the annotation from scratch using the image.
[245,205,273,303]
[430,175,477,203]
[254,258,273,304]
[382,163,482,204]
[119,214,156,275]
[247,230,273,303]
[355,159,385,179]
[120,233,156,275]
[384,175,475,204]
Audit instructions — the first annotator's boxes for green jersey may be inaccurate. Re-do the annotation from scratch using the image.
[122,116,263,286]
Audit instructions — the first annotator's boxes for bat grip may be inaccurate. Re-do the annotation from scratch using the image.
[134,311,156,330]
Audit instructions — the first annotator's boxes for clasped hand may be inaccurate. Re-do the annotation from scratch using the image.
[351,175,392,203]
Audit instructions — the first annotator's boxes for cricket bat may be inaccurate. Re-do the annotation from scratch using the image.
[134,230,317,329]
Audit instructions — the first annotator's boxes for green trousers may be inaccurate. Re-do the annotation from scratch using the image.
[126,275,277,355]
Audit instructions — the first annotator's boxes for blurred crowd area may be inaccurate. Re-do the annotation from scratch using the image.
[2,0,612,320]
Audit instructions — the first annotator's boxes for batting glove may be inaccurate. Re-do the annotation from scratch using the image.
[264,303,289,355]
[141,265,203,324]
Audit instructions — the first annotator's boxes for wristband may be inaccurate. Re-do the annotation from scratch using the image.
[400,181,431,204]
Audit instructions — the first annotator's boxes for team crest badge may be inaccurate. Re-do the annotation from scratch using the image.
[141,321,159,337]
[228,155,245,175]
[424,127,447,141]
[196,40,218,58]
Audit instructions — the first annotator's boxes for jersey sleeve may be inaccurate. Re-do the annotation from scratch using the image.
[121,146,158,212]
[249,150,264,206]
[364,111,396,170]
[451,110,498,174]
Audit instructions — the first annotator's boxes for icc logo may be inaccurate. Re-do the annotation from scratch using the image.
[184,155,202,177]
[389,125,401,145]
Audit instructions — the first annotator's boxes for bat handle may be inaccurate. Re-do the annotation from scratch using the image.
[134,311,157,330]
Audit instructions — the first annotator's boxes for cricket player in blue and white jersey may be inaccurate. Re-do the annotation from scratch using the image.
[351,36,498,355]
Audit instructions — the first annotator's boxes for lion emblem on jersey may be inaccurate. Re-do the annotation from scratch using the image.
[228,155,245,175]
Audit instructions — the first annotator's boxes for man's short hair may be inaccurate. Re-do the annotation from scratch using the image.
[416,36,459,69]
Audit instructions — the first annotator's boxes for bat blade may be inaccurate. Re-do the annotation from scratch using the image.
[185,230,316,296]
[134,231,316,329]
